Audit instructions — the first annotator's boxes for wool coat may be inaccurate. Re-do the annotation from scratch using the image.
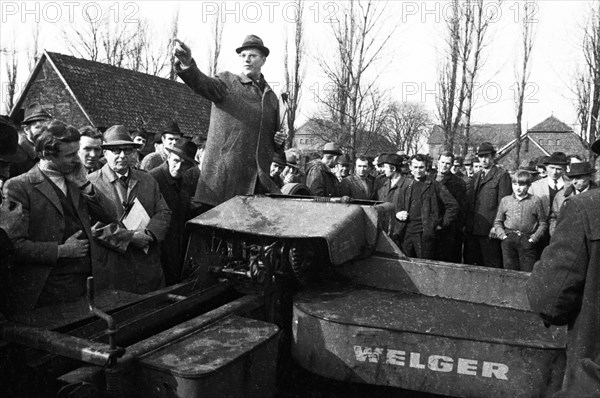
[88,164,171,294]
[466,166,512,236]
[530,176,571,221]
[527,189,600,397]
[438,172,468,228]
[176,61,282,206]
[394,177,459,241]
[306,160,339,197]
[339,174,376,200]
[549,181,598,235]
[3,165,114,312]
[149,163,190,284]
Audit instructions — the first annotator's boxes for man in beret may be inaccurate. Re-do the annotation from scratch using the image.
[306,142,342,197]
[150,139,198,285]
[527,136,600,397]
[2,120,114,312]
[465,142,511,268]
[140,120,182,171]
[89,125,171,294]
[173,35,286,206]
[333,154,352,182]
[549,162,597,236]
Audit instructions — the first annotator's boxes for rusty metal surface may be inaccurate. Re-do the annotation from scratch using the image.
[294,286,565,348]
[338,257,533,311]
[187,196,379,265]
[139,314,279,377]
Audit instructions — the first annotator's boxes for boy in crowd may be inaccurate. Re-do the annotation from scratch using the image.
[494,170,547,272]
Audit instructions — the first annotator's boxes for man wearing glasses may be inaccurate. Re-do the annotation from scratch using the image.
[88,125,171,294]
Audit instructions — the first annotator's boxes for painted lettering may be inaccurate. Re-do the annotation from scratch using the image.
[482,362,509,380]
[409,352,426,369]
[386,349,406,366]
[457,358,479,376]
[353,346,383,363]
[428,355,454,372]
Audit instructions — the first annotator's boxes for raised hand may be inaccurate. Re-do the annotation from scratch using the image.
[173,39,192,67]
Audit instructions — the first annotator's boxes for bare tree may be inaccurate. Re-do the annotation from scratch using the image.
[574,69,591,144]
[513,1,536,170]
[62,8,101,61]
[27,21,41,71]
[168,9,180,80]
[384,101,432,155]
[282,0,305,147]
[3,44,19,114]
[207,12,223,76]
[317,0,396,158]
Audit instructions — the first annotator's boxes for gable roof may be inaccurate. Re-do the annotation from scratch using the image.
[12,51,211,136]
[429,123,516,146]
[528,115,572,133]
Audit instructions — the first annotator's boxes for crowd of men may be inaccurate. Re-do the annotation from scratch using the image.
[0,33,599,396]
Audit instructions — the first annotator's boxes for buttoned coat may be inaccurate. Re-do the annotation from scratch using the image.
[527,190,600,397]
[466,166,512,236]
[394,177,459,241]
[176,61,282,206]
[306,160,339,197]
[339,174,376,200]
[530,176,571,221]
[3,165,114,312]
[88,164,171,294]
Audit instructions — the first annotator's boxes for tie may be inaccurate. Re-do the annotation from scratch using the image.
[119,175,128,188]
[553,181,558,191]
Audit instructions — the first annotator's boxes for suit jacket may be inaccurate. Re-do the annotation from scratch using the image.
[394,177,459,240]
[530,176,571,221]
[466,165,512,236]
[438,172,468,228]
[88,164,171,294]
[339,174,376,200]
[177,61,283,206]
[549,181,598,235]
[3,165,114,312]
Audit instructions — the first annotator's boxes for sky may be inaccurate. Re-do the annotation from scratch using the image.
[0,0,596,131]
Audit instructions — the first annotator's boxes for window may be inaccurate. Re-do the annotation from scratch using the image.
[556,139,560,146]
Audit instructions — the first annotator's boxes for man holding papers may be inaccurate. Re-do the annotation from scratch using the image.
[89,125,171,294]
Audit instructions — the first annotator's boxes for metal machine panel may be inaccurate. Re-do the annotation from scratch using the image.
[292,287,566,398]
[186,196,392,265]
[137,315,280,398]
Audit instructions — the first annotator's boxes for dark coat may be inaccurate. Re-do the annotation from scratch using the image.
[88,164,171,294]
[306,160,339,197]
[339,174,376,200]
[9,133,38,178]
[466,166,512,236]
[177,61,282,206]
[549,181,599,235]
[438,172,468,228]
[149,163,190,284]
[3,165,114,312]
[394,177,459,240]
[527,190,600,397]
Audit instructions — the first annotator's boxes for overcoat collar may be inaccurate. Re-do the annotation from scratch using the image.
[27,164,80,215]
[101,164,140,202]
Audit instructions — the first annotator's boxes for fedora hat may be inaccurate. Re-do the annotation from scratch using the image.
[102,125,142,148]
[463,157,473,166]
[476,142,496,156]
[379,153,403,168]
[235,34,270,57]
[592,137,600,155]
[165,138,198,164]
[566,162,596,177]
[272,151,287,166]
[162,120,182,135]
[285,151,299,169]
[336,154,352,166]
[22,103,52,124]
[322,142,342,155]
[544,151,568,166]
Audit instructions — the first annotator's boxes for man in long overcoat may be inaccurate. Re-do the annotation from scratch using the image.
[173,35,286,207]
[526,139,600,397]
[89,125,171,294]
[465,142,511,268]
